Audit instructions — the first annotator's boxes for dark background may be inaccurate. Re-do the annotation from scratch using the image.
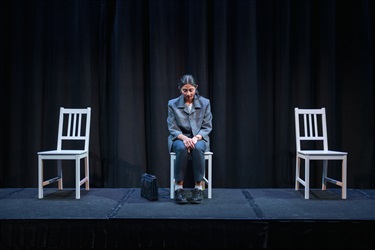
[0,0,373,189]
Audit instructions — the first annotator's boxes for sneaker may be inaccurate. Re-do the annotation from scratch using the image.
[174,188,188,204]
[190,188,203,204]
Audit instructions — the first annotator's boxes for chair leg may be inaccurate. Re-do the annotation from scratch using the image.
[75,158,80,199]
[208,156,212,199]
[202,163,206,191]
[85,157,90,190]
[170,155,175,199]
[304,159,310,199]
[38,156,43,199]
[295,156,300,190]
[322,160,328,190]
[57,160,63,190]
[342,156,347,199]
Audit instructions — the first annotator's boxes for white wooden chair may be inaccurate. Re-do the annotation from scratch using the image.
[38,107,91,199]
[170,151,213,199]
[294,108,347,199]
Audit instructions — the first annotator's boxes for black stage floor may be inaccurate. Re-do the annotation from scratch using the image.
[1,188,375,249]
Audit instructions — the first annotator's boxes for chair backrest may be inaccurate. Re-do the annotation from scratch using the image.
[57,107,91,151]
[294,108,328,151]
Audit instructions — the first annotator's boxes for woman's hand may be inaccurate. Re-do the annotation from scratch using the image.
[183,137,195,150]
[192,136,198,144]
[178,134,201,152]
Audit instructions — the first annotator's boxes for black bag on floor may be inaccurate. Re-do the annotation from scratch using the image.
[141,173,158,201]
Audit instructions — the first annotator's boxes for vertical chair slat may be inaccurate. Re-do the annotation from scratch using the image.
[303,114,307,137]
[72,113,77,137]
[78,114,82,137]
[308,114,313,137]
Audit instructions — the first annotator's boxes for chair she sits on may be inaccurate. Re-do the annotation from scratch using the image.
[170,151,213,199]
[37,107,91,199]
[294,107,347,199]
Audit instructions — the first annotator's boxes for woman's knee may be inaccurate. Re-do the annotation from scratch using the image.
[194,141,206,153]
[172,140,185,152]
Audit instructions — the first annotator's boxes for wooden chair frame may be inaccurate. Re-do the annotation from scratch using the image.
[295,108,347,199]
[170,151,213,199]
[38,107,91,199]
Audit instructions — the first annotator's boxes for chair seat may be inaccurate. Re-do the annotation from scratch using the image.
[38,150,88,155]
[298,150,347,156]
[169,151,213,156]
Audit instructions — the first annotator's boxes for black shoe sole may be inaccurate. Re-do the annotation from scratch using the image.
[175,199,188,204]
[190,199,202,204]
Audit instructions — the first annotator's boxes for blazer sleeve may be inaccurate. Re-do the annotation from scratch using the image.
[167,101,182,141]
[197,99,213,140]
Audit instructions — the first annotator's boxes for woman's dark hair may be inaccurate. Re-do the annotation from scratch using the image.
[178,74,199,96]
[178,75,197,89]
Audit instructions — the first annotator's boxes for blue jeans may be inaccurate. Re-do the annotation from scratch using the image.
[172,140,206,183]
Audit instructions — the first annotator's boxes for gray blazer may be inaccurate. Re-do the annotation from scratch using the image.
[167,95,213,152]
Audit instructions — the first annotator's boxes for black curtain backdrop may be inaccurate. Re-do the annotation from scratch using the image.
[0,0,373,189]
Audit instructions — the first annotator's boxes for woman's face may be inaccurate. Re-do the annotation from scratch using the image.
[181,83,197,103]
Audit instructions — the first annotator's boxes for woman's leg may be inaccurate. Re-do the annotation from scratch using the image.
[191,141,206,184]
[172,140,189,184]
